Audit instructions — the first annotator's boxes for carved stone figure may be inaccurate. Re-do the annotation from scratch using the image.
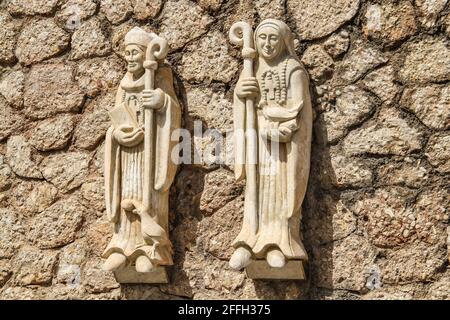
[102,27,181,282]
[229,19,312,279]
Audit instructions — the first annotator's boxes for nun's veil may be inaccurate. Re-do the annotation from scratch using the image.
[254,19,300,62]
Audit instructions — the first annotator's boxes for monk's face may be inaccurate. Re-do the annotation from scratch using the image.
[256,26,283,61]
[125,44,145,74]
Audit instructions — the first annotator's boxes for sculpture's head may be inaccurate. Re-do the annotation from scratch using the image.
[124,27,152,75]
[255,19,297,62]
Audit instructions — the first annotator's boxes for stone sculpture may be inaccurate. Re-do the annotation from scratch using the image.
[103,27,181,283]
[228,19,312,279]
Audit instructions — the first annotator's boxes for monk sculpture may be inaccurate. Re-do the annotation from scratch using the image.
[229,19,312,277]
[103,27,181,277]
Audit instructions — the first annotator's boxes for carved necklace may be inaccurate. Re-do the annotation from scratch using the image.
[259,58,289,107]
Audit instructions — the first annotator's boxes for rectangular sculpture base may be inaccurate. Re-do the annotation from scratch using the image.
[245,260,305,280]
[114,266,169,284]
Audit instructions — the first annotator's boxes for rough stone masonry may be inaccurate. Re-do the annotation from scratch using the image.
[0,0,449,299]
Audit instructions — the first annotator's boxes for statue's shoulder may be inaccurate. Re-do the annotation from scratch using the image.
[286,58,309,84]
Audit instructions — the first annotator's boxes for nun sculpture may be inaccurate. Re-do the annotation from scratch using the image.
[229,19,312,278]
[102,27,180,280]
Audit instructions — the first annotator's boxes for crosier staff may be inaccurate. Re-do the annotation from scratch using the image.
[229,22,258,236]
[142,35,169,219]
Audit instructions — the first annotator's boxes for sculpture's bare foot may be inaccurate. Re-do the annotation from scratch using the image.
[103,252,126,271]
[135,255,154,273]
[266,248,286,268]
[229,246,252,270]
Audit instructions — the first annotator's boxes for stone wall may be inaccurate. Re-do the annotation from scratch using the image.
[0,0,449,300]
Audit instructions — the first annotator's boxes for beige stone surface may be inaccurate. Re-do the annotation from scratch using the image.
[15,19,70,66]
[40,152,90,192]
[24,64,85,119]
[342,108,423,156]
[426,133,450,173]
[0,12,20,64]
[159,0,213,51]
[100,0,133,25]
[7,0,59,15]
[362,1,417,47]
[180,31,239,84]
[335,41,387,84]
[362,65,400,105]
[29,115,75,151]
[28,197,85,249]
[0,0,449,300]
[6,135,42,179]
[401,84,450,130]
[316,85,376,144]
[287,0,360,40]
[0,70,24,108]
[399,38,450,84]
[70,18,112,60]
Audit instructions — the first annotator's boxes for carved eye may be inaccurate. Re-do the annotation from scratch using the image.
[132,49,139,55]
[125,51,130,56]
[269,35,279,41]
[259,34,267,40]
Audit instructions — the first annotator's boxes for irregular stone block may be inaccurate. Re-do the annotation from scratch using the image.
[6,135,42,179]
[287,0,360,40]
[28,197,85,249]
[15,19,70,66]
[40,152,90,192]
[159,0,213,51]
[399,38,450,84]
[24,64,85,119]
[343,108,423,156]
[401,84,450,130]
[426,133,450,173]
[70,18,111,60]
[0,70,24,109]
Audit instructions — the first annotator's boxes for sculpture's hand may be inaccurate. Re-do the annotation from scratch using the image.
[277,126,293,143]
[236,77,259,100]
[142,88,165,110]
[114,125,144,147]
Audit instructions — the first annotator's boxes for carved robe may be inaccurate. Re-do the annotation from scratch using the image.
[232,57,312,260]
[103,65,181,266]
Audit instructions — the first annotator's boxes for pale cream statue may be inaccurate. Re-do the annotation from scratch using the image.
[229,19,312,278]
[103,27,181,280]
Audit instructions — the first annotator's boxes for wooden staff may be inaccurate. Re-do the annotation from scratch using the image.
[229,22,258,235]
[143,35,168,216]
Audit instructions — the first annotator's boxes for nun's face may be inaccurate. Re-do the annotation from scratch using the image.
[256,26,283,61]
[125,44,145,74]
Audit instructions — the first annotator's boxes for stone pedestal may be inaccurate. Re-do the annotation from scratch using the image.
[114,266,169,284]
[245,260,305,280]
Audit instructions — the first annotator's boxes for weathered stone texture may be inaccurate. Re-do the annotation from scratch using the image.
[399,38,450,84]
[0,12,19,64]
[40,152,90,192]
[342,108,423,156]
[24,64,85,119]
[287,0,360,40]
[401,85,450,130]
[180,31,239,84]
[70,18,112,60]
[0,70,24,108]
[159,0,213,51]
[6,135,42,179]
[29,115,76,151]
[0,0,448,301]
[7,0,59,16]
[363,1,417,47]
[28,197,85,249]
[15,19,70,66]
